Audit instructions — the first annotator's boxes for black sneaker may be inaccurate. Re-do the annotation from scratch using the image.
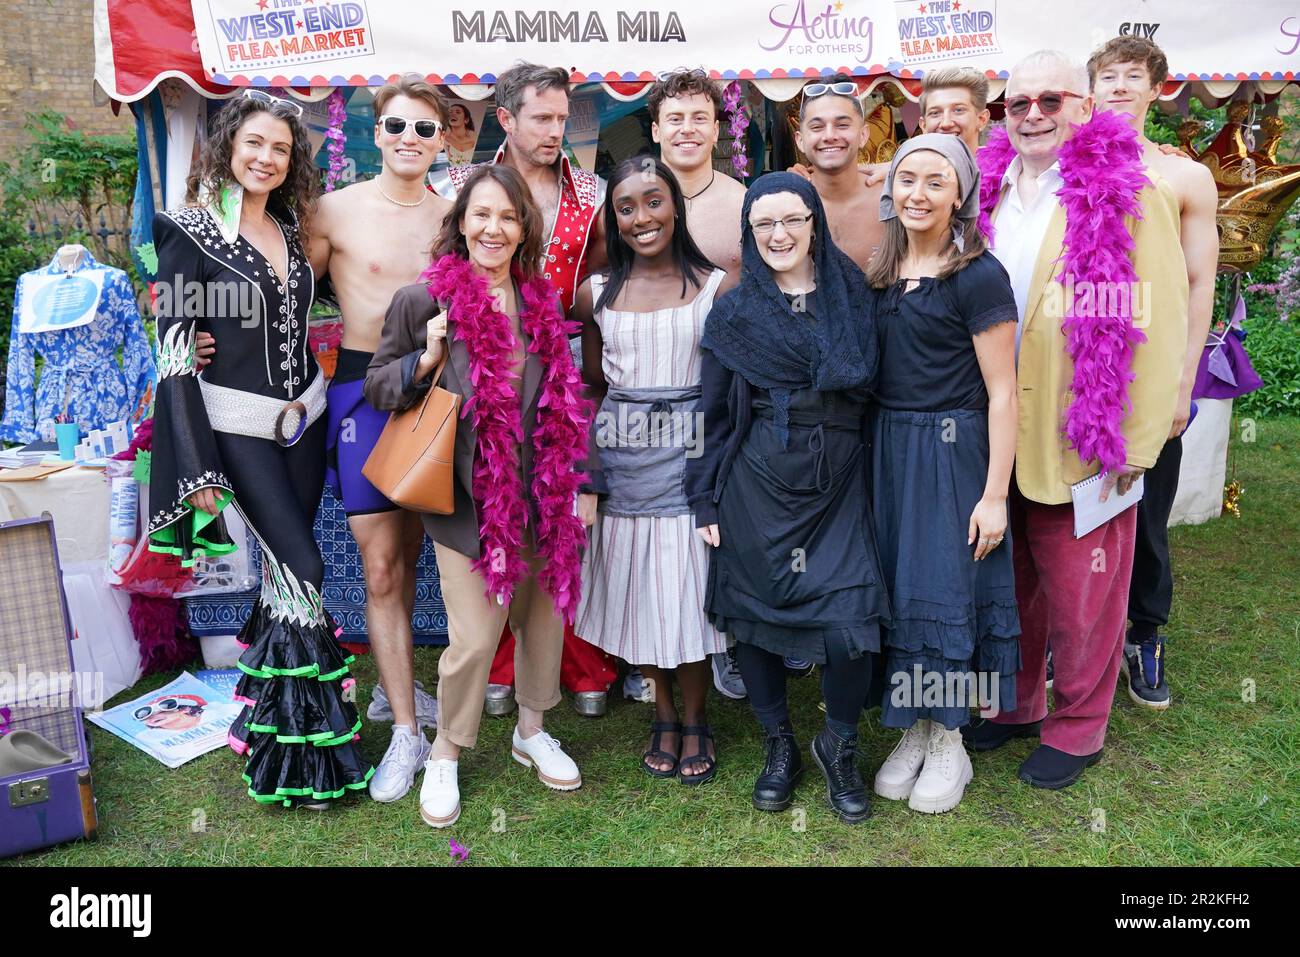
[1017,744,1103,790]
[783,655,815,678]
[1125,634,1170,710]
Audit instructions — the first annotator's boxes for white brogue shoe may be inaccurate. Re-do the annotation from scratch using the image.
[418,758,461,828]
[511,727,582,791]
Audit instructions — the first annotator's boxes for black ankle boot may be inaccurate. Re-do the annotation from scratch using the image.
[752,722,803,812]
[811,725,871,823]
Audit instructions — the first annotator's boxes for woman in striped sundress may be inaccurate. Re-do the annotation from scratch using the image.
[574,157,736,785]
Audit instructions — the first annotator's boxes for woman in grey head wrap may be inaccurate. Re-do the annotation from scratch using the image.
[865,133,1023,815]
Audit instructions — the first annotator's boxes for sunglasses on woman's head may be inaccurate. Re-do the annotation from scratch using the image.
[379,115,444,139]
[242,88,304,118]
[1004,90,1084,119]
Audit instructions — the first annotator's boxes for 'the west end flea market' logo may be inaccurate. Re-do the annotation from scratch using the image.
[211,0,375,73]
[761,1,875,64]
[451,9,687,44]
[894,0,1001,64]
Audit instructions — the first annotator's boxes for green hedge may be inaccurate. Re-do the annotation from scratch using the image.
[1237,310,1300,419]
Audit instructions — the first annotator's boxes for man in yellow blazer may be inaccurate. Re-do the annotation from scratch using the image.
[962,50,1188,789]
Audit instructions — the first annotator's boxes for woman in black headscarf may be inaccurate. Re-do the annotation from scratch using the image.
[686,172,889,823]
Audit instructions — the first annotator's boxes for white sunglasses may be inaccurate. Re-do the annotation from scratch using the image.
[379,115,444,139]
[242,88,304,118]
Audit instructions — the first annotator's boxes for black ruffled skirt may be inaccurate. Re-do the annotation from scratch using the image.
[871,408,1021,730]
[706,406,889,664]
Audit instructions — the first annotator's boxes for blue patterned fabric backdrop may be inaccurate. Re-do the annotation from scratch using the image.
[185,486,448,645]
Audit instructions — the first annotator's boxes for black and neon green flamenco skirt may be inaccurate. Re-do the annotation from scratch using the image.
[227,584,374,807]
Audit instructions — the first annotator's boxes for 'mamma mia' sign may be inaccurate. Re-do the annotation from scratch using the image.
[450,9,688,44]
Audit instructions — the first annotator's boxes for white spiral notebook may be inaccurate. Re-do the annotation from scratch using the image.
[1071,472,1145,539]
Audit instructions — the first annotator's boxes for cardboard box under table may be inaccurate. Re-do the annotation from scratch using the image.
[0,515,98,859]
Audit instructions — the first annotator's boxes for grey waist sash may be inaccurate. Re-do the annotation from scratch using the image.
[595,385,702,517]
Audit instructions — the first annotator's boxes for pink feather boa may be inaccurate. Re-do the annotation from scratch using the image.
[421,254,592,622]
[977,111,1149,473]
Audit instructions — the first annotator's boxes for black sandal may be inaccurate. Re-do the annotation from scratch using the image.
[678,724,718,786]
[642,721,681,778]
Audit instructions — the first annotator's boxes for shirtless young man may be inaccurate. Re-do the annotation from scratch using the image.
[794,76,884,272]
[1089,36,1218,712]
[797,68,986,193]
[309,76,452,803]
[648,69,746,281]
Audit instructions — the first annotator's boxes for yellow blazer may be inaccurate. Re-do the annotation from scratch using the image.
[996,174,1189,505]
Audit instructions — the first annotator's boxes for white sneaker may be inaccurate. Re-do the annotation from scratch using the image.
[368,725,432,803]
[367,681,439,730]
[622,666,653,702]
[711,650,747,700]
[908,724,973,814]
[873,718,930,800]
[511,727,582,790]
[418,757,461,828]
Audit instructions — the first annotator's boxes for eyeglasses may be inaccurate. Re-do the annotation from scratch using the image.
[1004,90,1085,119]
[379,115,444,139]
[749,213,814,235]
[242,88,304,118]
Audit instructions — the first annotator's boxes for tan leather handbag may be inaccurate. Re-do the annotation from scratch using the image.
[362,352,460,514]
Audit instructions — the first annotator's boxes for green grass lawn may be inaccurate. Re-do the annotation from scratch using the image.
[7,418,1299,867]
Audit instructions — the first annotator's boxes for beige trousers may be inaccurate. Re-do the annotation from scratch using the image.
[432,541,564,748]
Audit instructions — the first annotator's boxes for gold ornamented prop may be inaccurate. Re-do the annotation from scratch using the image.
[1181,102,1300,272]
[1223,478,1244,518]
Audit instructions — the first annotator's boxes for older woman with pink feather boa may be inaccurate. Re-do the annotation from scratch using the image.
[365,164,594,829]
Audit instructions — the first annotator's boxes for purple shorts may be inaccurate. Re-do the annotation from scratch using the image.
[325,349,398,516]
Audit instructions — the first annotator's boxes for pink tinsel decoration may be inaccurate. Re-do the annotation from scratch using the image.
[110,415,195,670]
[0,706,11,736]
[977,111,1149,473]
[422,254,593,622]
[724,80,750,180]
[130,593,197,676]
[324,88,348,192]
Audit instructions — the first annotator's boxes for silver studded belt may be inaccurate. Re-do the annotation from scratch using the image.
[198,373,326,446]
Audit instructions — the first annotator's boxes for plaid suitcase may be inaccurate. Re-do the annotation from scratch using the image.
[0,514,98,859]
